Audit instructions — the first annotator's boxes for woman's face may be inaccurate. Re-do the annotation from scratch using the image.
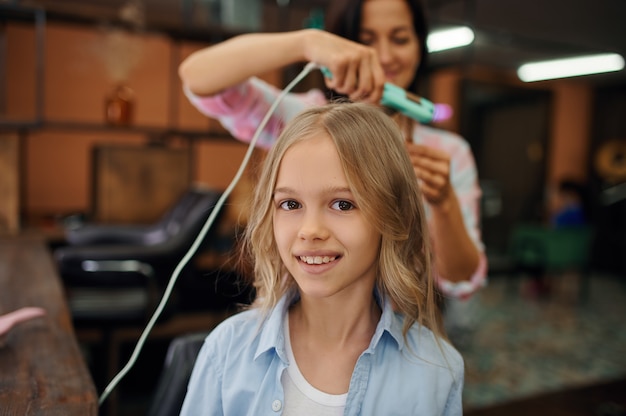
[359,0,421,90]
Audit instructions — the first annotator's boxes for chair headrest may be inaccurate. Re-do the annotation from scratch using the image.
[164,189,223,241]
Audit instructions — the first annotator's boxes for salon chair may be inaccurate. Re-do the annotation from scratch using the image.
[147,331,209,416]
[54,185,230,324]
[509,223,594,303]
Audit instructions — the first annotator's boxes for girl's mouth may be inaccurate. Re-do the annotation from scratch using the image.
[298,255,338,265]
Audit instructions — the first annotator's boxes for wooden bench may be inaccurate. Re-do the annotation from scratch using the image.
[0,235,98,415]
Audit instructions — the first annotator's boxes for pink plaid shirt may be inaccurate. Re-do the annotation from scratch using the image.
[185,77,487,298]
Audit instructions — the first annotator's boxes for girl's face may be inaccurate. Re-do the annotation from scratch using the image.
[273,133,381,301]
[359,0,421,90]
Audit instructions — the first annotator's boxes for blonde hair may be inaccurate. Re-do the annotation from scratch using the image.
[240,102,443,338]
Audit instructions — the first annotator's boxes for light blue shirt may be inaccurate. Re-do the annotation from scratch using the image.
[180,293,464,415]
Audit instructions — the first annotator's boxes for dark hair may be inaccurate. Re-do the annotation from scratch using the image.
[559,179,592,221]
[324,0,429,94]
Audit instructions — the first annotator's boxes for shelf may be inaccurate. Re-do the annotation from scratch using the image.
[0,120,235,142]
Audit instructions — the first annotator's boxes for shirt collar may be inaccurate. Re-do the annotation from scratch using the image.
[254,292,293,363]
[253,290,406,362]
[370,291,405,351]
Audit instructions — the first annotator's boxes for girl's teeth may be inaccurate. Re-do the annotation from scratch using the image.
[300,256,336,264]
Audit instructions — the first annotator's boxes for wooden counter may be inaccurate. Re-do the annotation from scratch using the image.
[0,235,98,415]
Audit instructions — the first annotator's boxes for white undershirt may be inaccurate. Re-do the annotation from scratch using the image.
[281,314,347,416]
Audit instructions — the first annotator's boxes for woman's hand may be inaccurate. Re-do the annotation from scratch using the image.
[303,29,386,104]
[406,142,481,282]
[405,143,453,207]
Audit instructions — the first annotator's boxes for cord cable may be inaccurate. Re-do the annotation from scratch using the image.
[98,61,321,405]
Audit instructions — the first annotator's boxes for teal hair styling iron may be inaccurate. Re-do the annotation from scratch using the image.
[319,66,447,124]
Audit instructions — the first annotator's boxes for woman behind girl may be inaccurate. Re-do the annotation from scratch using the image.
[180,102,463,415]
[179,0,487,301]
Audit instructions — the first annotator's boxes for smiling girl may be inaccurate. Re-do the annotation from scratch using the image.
[180,102,464,416]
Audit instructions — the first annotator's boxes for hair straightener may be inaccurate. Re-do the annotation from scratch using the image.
[319,66,445,124]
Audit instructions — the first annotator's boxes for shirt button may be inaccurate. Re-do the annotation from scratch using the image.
[272,399,282,412]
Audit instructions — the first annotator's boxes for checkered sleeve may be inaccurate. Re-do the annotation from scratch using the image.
[183,77,327,149]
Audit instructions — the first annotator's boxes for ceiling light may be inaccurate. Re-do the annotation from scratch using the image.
[427,26,475,53]
[517,53,625,82]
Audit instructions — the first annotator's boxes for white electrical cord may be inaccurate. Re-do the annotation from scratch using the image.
[98,62,320,405]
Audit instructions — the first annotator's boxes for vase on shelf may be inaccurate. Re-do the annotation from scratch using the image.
[105,84,134,126]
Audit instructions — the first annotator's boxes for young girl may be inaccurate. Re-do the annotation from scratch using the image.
[180,103,464,415]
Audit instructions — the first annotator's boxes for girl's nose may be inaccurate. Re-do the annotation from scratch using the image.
[297,212,330,241]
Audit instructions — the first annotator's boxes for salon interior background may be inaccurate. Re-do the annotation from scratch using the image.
[2,0,626,274]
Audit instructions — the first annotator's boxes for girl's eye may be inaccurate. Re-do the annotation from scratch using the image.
[332,200,354,211]
[279,200,301,210]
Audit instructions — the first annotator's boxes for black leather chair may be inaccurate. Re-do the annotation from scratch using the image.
[147,331,209,416]
[54,185,227,323]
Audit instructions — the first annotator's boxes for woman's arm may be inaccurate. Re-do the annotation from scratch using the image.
[429,189,481,283]
[179,29,385,103]
[406,143,481,284]
[179,31,309,96]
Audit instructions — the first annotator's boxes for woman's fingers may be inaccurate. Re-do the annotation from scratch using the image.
[406,144,452,204]
[318,34,384,103]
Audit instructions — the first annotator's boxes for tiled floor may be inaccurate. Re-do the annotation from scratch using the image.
[458,272,626,411]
